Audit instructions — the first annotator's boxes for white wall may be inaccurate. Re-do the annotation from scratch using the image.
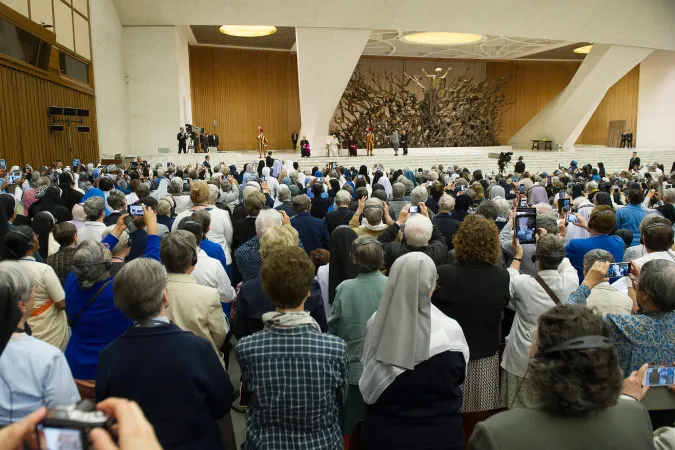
[90,0,130,157]
[175,26,193,128]
[123,27,183,155]
[637,51,675,150]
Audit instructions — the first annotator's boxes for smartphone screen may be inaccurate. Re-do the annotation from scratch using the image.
[93,169,100,180]
[167,162,173,167]
[409,205,419,214]
[130,162,138,169]
[460,185,467,192]
[606,262,630,277]
[514,209,537,245]
[261,176,267,182]
[666,184,673,190]
[519,185,525,194]
[0,159,5,170]
[567,182,574,189]
[519,198,528,208]
[36,424,86,450]
[357,175,364,180]
[128,205,144,216]
[561,198,571,213]
[644,365,675,386]
[566,213,578,223]
[72,159,80,167]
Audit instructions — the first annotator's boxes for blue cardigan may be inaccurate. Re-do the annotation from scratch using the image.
[64,233,161,379]
[96,323,234,450]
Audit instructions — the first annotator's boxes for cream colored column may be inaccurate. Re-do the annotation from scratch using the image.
[296,27,371,152]
[637,50,675,150]
[509,44,654,150]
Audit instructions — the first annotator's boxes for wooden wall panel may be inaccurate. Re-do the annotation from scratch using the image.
[575,65,640,146]
[188,46,301,151]
[0,64,98,166]
[486,60,581,144]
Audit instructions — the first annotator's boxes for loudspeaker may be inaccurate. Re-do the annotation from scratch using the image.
[76,109,90,117]
[77,126,90,133]
[48,106,64,115]
[49,124,64,132]
[63,107,77,116]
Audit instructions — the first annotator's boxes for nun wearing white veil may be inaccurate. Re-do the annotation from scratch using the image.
[359,252,469,450]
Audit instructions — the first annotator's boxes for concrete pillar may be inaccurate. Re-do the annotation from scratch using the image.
[296,27,371,152]
[509,44,653,150]
[123,26,192,156]
[637,50,675,150]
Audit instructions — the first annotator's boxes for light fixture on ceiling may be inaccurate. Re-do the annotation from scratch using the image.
[400,32,485,46]
[573,44,593,54]
[218,25,277,37]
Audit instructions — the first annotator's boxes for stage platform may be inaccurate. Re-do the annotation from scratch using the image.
[107,145,674,176]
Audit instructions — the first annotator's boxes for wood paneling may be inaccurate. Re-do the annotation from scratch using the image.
[576,65,640,146]
[0,63,98,166]
[188,46,301,151]
[486,60,581,144]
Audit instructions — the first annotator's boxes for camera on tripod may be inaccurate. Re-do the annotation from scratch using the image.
[498,151,513,173]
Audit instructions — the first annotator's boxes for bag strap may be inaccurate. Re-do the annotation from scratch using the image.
[534,275,561,305]
[69,280,112,329]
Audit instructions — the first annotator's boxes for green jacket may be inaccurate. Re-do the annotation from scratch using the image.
[328,272,388,385]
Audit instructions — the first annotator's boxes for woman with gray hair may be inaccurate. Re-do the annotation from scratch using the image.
[166,176,192,215]
[64,226,133,389]
[329,236,387,435]
[0,261,80,425]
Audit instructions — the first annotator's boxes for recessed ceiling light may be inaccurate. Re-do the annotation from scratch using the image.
[218,25,277,37]
[573,45,593,54]
[400,32,485,46]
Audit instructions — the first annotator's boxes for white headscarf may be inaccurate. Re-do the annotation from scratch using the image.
[359,253,469,404]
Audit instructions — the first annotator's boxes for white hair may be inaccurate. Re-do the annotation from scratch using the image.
[533,202,553,215]
[255,209,282,237]
[208,184,219,204]
[262,167,271,177]
[404,214,433,247]
[438,194,455,213]
[157,168,165,177]
[335,190,351,206]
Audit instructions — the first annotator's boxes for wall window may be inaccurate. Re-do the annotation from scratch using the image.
[59,51,89,84]
[0,17,51,70]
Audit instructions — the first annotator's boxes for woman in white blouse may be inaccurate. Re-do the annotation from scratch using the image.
[3,226,68,351]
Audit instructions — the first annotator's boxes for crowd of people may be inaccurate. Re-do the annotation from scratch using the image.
[1,153,675,449]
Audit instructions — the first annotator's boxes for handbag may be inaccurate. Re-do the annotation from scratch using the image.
[68,280,111,328]
[534,275,561,305]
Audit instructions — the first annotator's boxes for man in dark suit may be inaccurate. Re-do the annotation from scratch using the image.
[325,191,355,233]
[627,130,633,148]
[177,127,187,154]
[266,152,274,168]
[629,151,640,171]
[400,129,408,155]
[200,132,210,153]
[275,185,296,218]
[620,132,627,148]
[432,195,462,250]
[290,195,329,255]
[514,156,526,173]
[208,132,220,150]
[292,131,299,150]
[202,155,212,178]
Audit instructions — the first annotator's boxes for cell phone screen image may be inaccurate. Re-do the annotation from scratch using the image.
[644,366,675,386]
[519,185,525,194]
[460,185,467,192]
[566,213,578,223]
[561,198,571,213]
[72,159,80,167]
[36,424,85,450]
[0,159,5,170]
[409,206,419,214]
[514,209,537,245]
[606,262,630,278]
[167,162,173,167]
[128,205,144,216]
[357,175,364,180]
[519,198,528,208]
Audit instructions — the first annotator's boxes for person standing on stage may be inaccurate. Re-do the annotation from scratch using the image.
[348,135,358,157]
[292,131,299,150]
[300,136,311,158]
[208,131,220,151]
[177,127,187,154]
[629,151,641,171]
[200,131,209,154]
[627,130,633,148]
[400,129,408,156]
[391,129,399,156]
[620,131,627,148]
[257,127,268,159]
[366,127,375,156]
[327,134,339,157]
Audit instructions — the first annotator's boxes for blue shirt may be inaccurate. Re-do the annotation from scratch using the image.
[616,204,649,247]
[201,238,227,271]
[0,334,80,425]
[565,234,625,283]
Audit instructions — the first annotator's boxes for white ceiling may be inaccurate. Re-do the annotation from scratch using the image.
[112,0,675,52]
[364,31,573,60]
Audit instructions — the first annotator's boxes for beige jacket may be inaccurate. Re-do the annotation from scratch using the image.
[166,273,229,365]
[586,282,634,316]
